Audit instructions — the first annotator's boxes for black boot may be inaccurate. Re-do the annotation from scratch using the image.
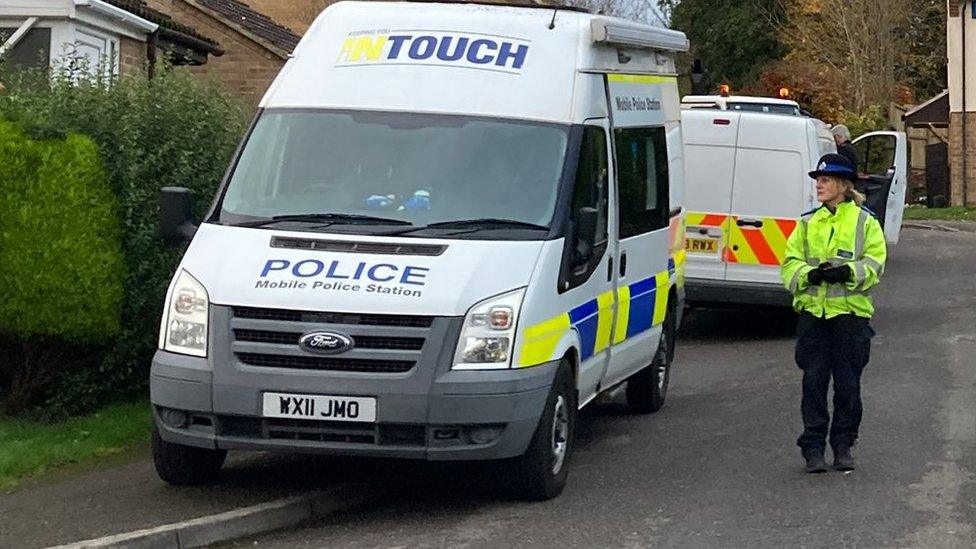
[833,445,855,471]
[804,450,828,473]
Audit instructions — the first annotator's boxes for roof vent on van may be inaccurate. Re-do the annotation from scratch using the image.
[270,236,446,257]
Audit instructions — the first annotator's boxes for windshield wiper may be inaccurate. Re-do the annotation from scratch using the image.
[378,218,549,236]
[425,218,549,230]
[231,213,412,228]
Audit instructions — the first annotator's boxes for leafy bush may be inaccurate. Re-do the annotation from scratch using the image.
[0,66,247,416]
[0,120,125,414]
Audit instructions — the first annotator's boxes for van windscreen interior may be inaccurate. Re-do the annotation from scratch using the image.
[218,110,570,235]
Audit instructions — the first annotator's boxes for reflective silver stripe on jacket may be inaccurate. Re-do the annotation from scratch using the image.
[799,219,810,265]
[854,209,868,256]
[789,268,804,293]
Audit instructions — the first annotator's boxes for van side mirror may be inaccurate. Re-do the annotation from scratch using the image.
[573,207,599,267]
[159,187,198,245]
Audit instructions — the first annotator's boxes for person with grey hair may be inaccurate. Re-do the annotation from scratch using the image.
[831,124,859,170]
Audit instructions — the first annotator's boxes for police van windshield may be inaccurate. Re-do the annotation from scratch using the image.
[218,110,569,238]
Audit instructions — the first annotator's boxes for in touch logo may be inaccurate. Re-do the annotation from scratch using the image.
[336,30,530,73]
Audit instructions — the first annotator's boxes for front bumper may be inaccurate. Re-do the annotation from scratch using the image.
[151,349,558,461]
[686,278,792,307]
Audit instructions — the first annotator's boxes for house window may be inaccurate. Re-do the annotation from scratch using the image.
[0,27,52,71]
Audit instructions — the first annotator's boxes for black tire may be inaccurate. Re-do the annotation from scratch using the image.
[508,360,576,501]
[626,303,677,414]
[152,427,227,486]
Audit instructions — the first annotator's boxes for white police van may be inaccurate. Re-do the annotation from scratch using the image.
[152,0,688,500]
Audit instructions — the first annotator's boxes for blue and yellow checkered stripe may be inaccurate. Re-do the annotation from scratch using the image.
[519,262,678,368]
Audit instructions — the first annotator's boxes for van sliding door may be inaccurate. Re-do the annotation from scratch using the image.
[601,74,679,387]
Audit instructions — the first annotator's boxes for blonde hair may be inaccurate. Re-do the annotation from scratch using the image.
[840,179,866,206]
[824,176,865,206]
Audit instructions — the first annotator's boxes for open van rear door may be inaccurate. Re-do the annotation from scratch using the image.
[852,131,908,244]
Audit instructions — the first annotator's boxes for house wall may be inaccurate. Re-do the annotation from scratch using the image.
[243,0,327,35]
[119,35,146,76]
[146,0,286,106]
[947,1,976,111]
[946,1,976,204]
[949,112,976,205]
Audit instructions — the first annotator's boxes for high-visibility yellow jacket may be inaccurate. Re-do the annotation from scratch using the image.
[781,200,887,319]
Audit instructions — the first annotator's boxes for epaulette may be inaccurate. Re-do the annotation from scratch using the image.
[860,205,879,220]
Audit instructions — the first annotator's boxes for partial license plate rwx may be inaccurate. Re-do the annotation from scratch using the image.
[262,392,376,423]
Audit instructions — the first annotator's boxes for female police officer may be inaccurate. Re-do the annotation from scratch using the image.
[781,153,887,473]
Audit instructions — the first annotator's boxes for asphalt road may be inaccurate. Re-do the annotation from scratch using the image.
[214,226,976,548]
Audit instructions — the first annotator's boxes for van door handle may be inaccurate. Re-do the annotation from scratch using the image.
[608,257,614,281]
[619,252,627,277]
[736,219,764,228]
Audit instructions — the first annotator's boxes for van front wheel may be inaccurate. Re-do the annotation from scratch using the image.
[626,304,676,414]
[152,427,226,486]
[508,360,576,501]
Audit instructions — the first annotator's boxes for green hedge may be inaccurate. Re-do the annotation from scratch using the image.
[0,67,246,416]
[0,120,125,413]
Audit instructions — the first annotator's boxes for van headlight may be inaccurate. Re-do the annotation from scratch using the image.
[453,288,525,370]
[162,270,209,357]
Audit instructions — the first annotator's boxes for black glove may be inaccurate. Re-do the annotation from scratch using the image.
[820,264,852,284]
[807,268,824,286]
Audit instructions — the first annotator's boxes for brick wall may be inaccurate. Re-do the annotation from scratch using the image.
[243,0,329,35]
[949,112,976,206]
[119,36,148,77]
[146,0,287,106]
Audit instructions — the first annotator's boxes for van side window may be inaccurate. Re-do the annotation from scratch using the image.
[615,126,669,238]
[572,126,609,245]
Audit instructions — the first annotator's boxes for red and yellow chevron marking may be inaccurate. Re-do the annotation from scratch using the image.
[685,211,798,266]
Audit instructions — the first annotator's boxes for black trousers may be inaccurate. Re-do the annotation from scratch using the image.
[795,313,875,454]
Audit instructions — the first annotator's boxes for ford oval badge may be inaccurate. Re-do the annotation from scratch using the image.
[299,332,354,355]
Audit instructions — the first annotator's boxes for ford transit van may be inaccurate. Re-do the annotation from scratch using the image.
[151,1,689,500]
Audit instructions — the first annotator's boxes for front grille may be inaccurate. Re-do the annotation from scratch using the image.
[234,329,425,351]
[237,353,415,373]
[233,307,434,328]
[219,416,426,446]
[270,236,446,257]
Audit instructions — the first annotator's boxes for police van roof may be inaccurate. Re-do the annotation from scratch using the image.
[260,1,686,123]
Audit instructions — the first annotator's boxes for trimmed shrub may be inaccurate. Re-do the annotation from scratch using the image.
[0,120,125,414]
[0,66,246,416]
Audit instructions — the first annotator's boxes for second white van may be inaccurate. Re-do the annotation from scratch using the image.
[681,109,907,307]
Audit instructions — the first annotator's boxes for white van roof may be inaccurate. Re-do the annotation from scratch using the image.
[681,95,801,109]
[260,1,688,123]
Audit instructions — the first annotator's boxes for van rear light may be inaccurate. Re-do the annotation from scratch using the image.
[713,119,731,126]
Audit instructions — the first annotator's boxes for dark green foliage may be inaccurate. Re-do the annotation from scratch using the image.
[669,0,787,90]
[900,0,947,102]
[0,120,124,413]
[0,67,246,416]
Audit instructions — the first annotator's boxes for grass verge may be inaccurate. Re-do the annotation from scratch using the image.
[903,205,976,222]
[0,401,151,490]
